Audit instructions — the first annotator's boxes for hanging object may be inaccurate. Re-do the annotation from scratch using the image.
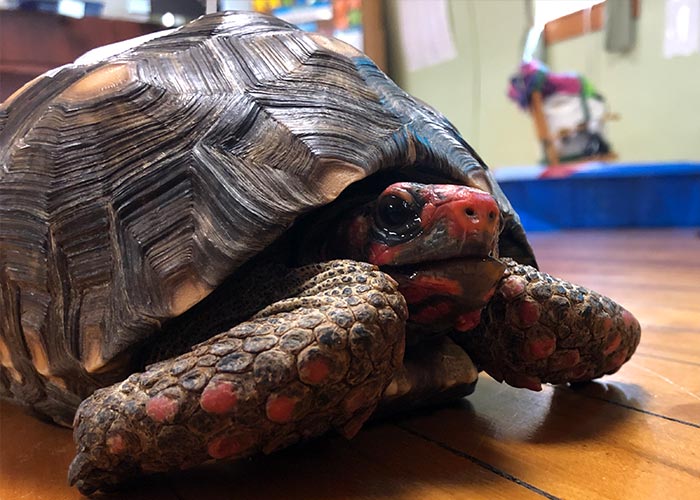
[605,0,637,53]
[508,60,617,165]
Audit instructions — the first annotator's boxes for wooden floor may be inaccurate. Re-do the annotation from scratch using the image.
[1,229,699,500]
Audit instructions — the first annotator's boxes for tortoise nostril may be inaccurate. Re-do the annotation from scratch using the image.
[488,211,497,221]
[465,207,476,217]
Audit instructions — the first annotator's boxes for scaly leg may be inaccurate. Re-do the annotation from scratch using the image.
[68,260,407,495]
[456,259,641,390]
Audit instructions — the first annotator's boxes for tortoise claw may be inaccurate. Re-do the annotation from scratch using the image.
[68,453,111,496]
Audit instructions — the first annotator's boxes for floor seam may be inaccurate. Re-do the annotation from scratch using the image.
[576,393,700,429]
[396,423,562,500]
[635,351,700,367]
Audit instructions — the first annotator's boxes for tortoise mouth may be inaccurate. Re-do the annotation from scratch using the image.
[381,255,506,342]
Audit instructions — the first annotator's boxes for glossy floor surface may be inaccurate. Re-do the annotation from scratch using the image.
[1,229,699,499]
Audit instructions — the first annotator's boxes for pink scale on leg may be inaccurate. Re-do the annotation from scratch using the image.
[200,380,238,414]
[266,394,299,423]
[145,396,179,423]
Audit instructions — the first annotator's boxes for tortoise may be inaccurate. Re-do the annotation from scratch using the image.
[0,11,641,495]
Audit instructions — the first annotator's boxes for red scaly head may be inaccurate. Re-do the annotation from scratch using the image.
[329,182,506,337]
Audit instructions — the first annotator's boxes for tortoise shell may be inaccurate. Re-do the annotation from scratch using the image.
[0,12,534,424]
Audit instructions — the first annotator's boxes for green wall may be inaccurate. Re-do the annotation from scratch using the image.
[386,0,700,168]
[385,0,539,169]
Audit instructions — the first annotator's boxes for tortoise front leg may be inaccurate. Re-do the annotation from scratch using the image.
[68,260,407,495]
[456,258,641,390]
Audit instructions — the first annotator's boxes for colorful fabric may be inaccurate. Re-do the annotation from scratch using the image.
[508,60,598,110]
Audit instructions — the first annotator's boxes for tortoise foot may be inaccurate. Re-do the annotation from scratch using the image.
[377,336,478,416]
[68,260,406,495]
[456,259,641,390]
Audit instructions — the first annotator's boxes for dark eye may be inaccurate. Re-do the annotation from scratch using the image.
[376,195,417,230]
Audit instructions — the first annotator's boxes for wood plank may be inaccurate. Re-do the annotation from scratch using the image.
[362,0,388,73]
[402,376,700,500]
[575,353,700,425]
[504,328,700,426]
[636,330,700,365]
[530,91,559,166]
[0,402,179,500]
[544,2,606,45]
[169,425,549,500]
[543,0,640,45]
[0,400,549,500]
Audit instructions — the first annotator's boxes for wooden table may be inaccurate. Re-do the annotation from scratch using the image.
[2,229,699,499]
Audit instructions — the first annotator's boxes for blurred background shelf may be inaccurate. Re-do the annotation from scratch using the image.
[0,1,387,101]
[0,9,162,100]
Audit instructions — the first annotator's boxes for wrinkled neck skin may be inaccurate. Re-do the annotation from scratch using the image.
[322,182,506,343]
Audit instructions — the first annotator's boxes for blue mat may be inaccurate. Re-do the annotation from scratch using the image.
[494,162,700,231]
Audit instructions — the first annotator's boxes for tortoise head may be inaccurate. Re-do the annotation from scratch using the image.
[325,182,507,337]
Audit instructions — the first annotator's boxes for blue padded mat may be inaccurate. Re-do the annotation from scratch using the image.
[494,162,700,231]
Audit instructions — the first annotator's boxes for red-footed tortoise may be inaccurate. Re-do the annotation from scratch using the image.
[0,12,641,495]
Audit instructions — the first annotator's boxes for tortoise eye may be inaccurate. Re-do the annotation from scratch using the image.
[375,194,420,237]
